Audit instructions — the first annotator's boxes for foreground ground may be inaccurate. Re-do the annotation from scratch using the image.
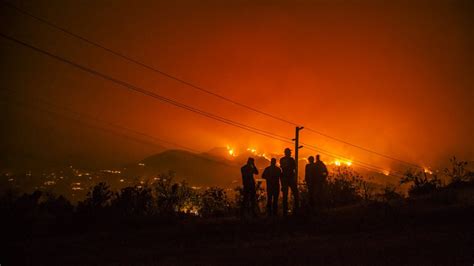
[3,202,474,265]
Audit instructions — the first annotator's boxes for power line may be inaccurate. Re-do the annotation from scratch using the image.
[1,87,201,153]
[0,97,169,151]
[0,32,293,144]
[0,88,396,176]
[1,91,404,178]
[1,0,297,125]
[0,32,291,144]
[8,91,399,177]
[2,92,286,168]
[303,142,387,172]
[1,1,422,169]
[303,144,405,178]
[303,127,420,169]
[0,32,402,177]
[0,33,406,179]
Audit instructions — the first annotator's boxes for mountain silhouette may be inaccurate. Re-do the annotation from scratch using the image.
[124,148,394,188]
[203,147,271,168]
[123,148,273,187]
[202,147,233,161]
[124,149,242,187]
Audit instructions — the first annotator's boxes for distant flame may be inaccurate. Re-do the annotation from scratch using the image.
[225,146,271,160]
[227,145,236,157]
[329,159,352,167]
[247,148,257,154]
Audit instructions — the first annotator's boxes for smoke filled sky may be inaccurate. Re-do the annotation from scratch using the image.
[1,0,473,170]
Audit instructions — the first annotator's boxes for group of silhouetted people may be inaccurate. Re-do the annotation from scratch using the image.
[241,147,328,217]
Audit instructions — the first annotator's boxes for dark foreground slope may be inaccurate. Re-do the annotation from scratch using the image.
[4,203,474,265]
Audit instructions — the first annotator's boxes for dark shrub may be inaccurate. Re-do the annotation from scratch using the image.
[326,166,363,207]
[199,187,231,218]
[378,185,404,203]
[154,173,198,215]
[112,185,153,216]
[77,182,113,214]
[400,170,441,197]
[40,192,74,217]
[444,156,474,188]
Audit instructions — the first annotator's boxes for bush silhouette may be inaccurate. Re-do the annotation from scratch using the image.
[326,166,363,207]
[400,170,441,196]
[378,185,404,203]
[173,180,200,215]
[40,192,74,218]
[444,156,473,187]
[199,187,230,218]
[111,185,153,216]
[154,172,199,215]
[77,182,113,214]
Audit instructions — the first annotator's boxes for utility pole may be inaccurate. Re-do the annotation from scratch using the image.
[293,126,304,183]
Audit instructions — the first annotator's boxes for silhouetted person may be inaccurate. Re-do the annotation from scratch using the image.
[262,158,282,216]
[305,156,317,212]
[241,157,259,217]
[309,154,328,211]
[280,148,299,215]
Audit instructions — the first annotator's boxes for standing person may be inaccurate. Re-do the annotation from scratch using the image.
[262,158,282,216]
[314,154,328,211]
[305,156,317,212]
[280,148,299,216]
[241,157,259,217]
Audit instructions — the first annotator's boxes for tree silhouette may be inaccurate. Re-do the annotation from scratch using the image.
[199,187,230,218]
[112,185,153,216]
[444,156,470,185]
[400,170,440,196]
[326,166,363,207]
[78,182,113,215]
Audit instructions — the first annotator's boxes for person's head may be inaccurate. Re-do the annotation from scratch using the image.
[270,158,277,166]
[284,148,291,157]
[247,157,255,166]
[308,156,314,163]
[316,154,321,161]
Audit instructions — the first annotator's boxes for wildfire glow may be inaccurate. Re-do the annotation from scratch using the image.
[226,145,236,157]
[261,153,271,161]
[247,148,257,154]
[331,159,352,167]
[226,146,274,160]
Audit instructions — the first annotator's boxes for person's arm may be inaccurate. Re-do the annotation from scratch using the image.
[253,164,259,175]
[262,168,268,180]
[305,165,309,183]
[292,158,297,174]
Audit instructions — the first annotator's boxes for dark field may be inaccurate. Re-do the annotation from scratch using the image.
[4,202,473,266]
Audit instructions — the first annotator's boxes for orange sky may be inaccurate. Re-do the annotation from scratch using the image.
[1,0,473,170]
